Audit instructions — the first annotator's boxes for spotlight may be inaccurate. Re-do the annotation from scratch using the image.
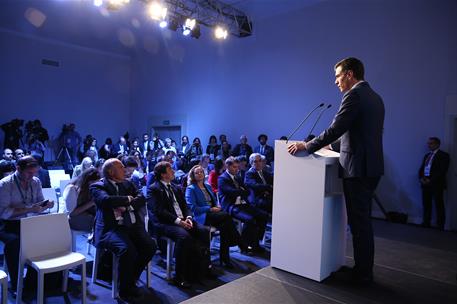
[214,26,228,40]
[106,0,129,10]
[148,2,167,21]
[182,18,196,36]
[93,0,103,7]
[159,20,168,28]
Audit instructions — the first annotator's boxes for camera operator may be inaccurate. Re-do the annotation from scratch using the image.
[58,123,82,167]
[1,119,24,150]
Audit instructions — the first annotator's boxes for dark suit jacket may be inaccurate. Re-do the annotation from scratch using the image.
[218,171,250,213]
[113,143,129,155]
[306,81,385,178]
[38,168,51,188]
[254,145,274,164]
[244,167,273,205]
[147,181,192,227]
[90,179,145,246]
[418,150,450,189]
[231,144,253,158]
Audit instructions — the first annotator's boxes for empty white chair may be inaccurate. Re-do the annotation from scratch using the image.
[0,270,7,304]
[48,170,66,189]
[16,213,86,304]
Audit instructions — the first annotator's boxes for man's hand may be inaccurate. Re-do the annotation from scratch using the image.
[210,207,221,213]
[179,219,193,230]
[287,142,307,155]
[113,207,126,219]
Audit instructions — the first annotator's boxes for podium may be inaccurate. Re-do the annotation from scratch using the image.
[270,140,347,282]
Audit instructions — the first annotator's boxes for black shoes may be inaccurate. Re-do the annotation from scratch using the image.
[331,266,373,286]
[119,287,143,303]
[173,277,192,289]
[220,258,235,269]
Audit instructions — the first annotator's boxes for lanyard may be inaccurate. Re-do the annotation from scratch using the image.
[14,174,33,204]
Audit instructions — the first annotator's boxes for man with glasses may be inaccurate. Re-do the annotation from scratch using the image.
[288,57,385,285]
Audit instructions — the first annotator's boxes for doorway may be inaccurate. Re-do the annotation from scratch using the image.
[151,126,181,144]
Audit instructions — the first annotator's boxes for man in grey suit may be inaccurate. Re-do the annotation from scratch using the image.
[288,57,384,285]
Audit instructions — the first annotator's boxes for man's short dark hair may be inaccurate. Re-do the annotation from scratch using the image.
[334,57,364,80]
[16,156,39,171]
[258,134,268,142]
[429,137,441,145]
[0,161,15,176]
[225,156,239,167]
[122,156,138,168]
[154,161,171,181]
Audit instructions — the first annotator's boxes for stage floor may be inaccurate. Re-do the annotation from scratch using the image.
[183,220,457,304]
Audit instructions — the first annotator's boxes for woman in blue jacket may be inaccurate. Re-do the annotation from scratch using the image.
[185,165,246,268]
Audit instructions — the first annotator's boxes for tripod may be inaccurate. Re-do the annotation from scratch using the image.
[55,146,74,170]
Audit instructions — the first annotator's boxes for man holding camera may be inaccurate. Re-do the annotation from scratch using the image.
[0,156,54,295]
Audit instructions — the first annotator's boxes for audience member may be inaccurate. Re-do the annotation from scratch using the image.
[141,133,151,158]
[147,161,212,288]
[87,137,99,161]
[14,148,25,161]
[186,137,203,160]
[122,156,142,190]
[32,154,51,188]
[63,167,99,231]
[27,133,46,158]
[72,156,93,179]
[1,148,14,163]
[200,154,214,180]
[163,138,177,155]
[254,134,274,165]
[218,157,268,253]
[113,136,129,156]
[245,153,274,214]
[150,133,164,152]
[236,155,248,182]
[0,161,15,178]
[180,136,190,155]
[186,165,246,268]
[206,135,220,161]
[419,137,450,229]
[208,157,225,194]
[231,135,253,159]
[219,134,231,150]
[0,156,54,295]
[131,138,142,155]
[90,158,156,301]
[98,137,114,160]
[94,158,105,176]
[219,140,231,160]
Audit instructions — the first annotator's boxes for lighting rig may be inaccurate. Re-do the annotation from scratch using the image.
[93,0,253,40]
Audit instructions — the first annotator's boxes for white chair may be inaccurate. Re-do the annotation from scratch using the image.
[91,248,152,299]
[41,188,58,213]
[92,212,152,299]
[0,270,7,304]
[48,170,66,189]
[71,230,92,254]
[161,237,175,281]
[209,226,220,250]
[16,213,87,304]
[59,179,71,195]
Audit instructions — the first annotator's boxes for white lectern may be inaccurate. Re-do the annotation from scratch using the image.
[270,140,346,282]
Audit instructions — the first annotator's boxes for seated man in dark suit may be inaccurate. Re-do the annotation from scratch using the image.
[218,156,269,253]
[231,135,253,158]
[245,153,273,214]
[254,134,274,166]
[418,137,450,229]
[90,158,156,301]
[147,161,212,288]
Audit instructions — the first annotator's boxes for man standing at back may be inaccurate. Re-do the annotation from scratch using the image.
[288,57,385,285]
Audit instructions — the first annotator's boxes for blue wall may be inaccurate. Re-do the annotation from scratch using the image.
[129,0,457,223]
[0,29,131,159]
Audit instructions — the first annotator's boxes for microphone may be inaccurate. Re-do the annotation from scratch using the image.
[286,103,324,143]
[306,104,332,140]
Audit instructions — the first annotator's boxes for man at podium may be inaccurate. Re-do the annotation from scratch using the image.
[288,57,385,285]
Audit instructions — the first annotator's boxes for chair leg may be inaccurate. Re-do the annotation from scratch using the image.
[112,255,119,299]
[166,239,173,281]
[37,271,44,304]
[81,261,87,304]
[71,231,77,252]
[146,261,152,288]
[1,277,7,304]
[15,263,25,304]
[62,269,69,292]
[91,248,99,284]
[2,256,7,276]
